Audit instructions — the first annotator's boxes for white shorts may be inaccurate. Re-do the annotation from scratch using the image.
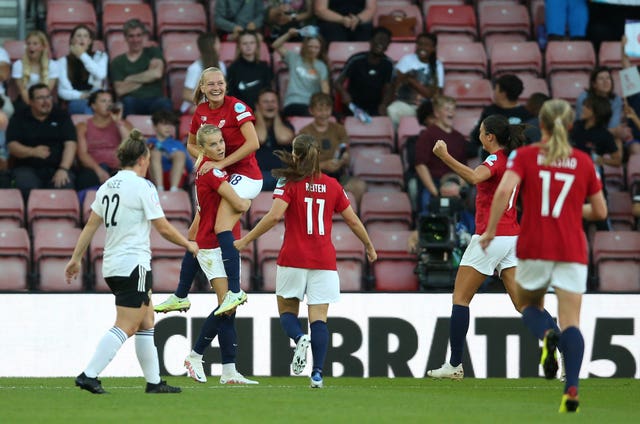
[275,266,340,305]
[197,248,227,281]
[516,260,587,294]
[229,174,262,200]
[459,234,518,276]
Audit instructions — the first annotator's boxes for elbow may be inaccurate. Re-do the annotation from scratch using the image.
[594,206,608,221]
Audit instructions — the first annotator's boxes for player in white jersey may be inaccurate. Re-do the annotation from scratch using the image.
[64,129,199,394]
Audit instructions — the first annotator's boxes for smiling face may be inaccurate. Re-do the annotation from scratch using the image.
[200,70,227,106]
[592,70,613,97]
[257,91,279,119]
[434,101,456,130]
[370,31,391,57]
[415,35,436,63]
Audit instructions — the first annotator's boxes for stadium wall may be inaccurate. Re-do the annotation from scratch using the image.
[1,293,638,378]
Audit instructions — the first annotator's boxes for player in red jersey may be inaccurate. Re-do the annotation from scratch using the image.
[155,67,261,316]
[234,134,377,388]
[180,124,258,385]
[427,114,560,380]
[479,99,607,413]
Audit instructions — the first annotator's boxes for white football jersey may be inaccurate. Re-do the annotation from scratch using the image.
[91,170,165,277]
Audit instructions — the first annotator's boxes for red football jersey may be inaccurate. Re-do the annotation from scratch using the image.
[273,174,351,270]
[190,96,261,179]
[195,158,241,249]
[507,145,602,263]
[475,149,520,236]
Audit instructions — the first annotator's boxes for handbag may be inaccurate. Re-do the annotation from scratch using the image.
[378,10,417,38]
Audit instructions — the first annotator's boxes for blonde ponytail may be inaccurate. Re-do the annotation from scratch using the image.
[538,99,573,166]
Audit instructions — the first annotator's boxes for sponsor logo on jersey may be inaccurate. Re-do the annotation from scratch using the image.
[485,154,497,167]
[201,116,207,122]
[218,119,226,128]
[274,188,284,196]
[213,168,225,178]
[236,111,252,121]
[234,102,247,113]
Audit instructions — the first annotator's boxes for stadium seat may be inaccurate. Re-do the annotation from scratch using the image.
[126,115,155,138]
[421,0,466,15]
[81,189,97,224]
[369,229,419,291]
[89,225,107,292]
[3,39,25,62]
[102,2,155,37]
[375,5,424,41]
[328,42,369,75]
[426,5,478,42]
[332,223,365,291]
[517,74,550,102]
[248,191,276,227]
[169,70,187,112]
[0,228,31,291]
[155,2,207,37]
[334,191,359,220]
[27,189,80,233]
[592,231,640,292]
[158,190,193,229]
[627,154,640,193]
[602,163,625,193]
[0,189,25,229]
[351,152,404,191]
[33,226,83,291]
[106,31,158,60]
[437,41,487,78]
[443,78,493,108]
[344,116,395,154]
[256,222,285,291]
[530,0,545,45]
[70,113,92,126]
[51,32,105,59]
[607,191,634,231]
[478,2,530,41]
[549,72,590,103]
[598,41,640,70]
[240,228,254,292]
[150,226,187,292]
[545,41,596,75]
[397,115,423,160]
[452,107,482,141]
[385,42,414,63]
[360,191,413,231]
[489,41,543,77]
[162,32,200,75]
[46,1,97,35]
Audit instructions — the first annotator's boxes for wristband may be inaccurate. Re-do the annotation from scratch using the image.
[58,166,69,172]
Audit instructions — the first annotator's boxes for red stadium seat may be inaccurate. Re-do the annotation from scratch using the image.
[598,41,640,70]
[82,188,97,224]
[478,2,530,41]
[360,192,413,231]
[421,0,466,16]
[351,152,404,191]
[602,163,625,193]
[452,107,482,141]
[592,231,640,292]
[51,32,105,59]
[397,115,423,158]
[102,2,154,37]
[0,189,25,229]
[483,32,529,58]
[150,226,187,292]
[437,41,488,78]
[158,190,193,229]
[344,116,395,154]
[332,223,365,291]
[89,225,107,291]
[334,191,359,220]
[328,42,369,75]
[607,191,634,231]
[256,222,285,291]
[490,41,543,78]
[385,42,414,63]
[443,78,493,108]
[517,74,550,102]
[46,1,97,35]
[155,2,207,37]
[370,229,419,291]
[3,39,25,62]
[627,154,640,193]
[33,226,83,291]
[545,41,596,75]
[426,5,477,42]
[248,191,276,227]
[375,5,424,41]
[169,70,187,113]
[126,115,155,138]
[71,113,92,126]
[549,72,590,103]
[27,189,80,233]
[0,228,31,291]
[162,32,200,74]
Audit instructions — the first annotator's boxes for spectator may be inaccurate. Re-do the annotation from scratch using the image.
[523,92,550,143]
[469,74,531,158]
[314,0,376,43]
[0,46,14,117]
[75,90,133,190]
[574,66,623,138]
[545,0,588,41]
[214,0,265,41]
[414,95,468,213]
[181,32,226,115]
[272,28,330,117]
[0,103,7,175]
[254,88,294,191]
[387,33,443,127]
[334,26,394,117]
[226,31,274,110]
[622,35,640,156]
[298,92,366,204]
[11,30,59,110]
[110,19,172,117]
[57,25,108,115]
[6,83,76,201]
[147,109,192,192]
[265,0,313,41]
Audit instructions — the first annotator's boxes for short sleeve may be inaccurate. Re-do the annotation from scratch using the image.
[141,182,165,220]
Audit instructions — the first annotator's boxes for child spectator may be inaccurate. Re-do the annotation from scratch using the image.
[147,110,193,192]
[298,92,366,204]
[181,33,226,115]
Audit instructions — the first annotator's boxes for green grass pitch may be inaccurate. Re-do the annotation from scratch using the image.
[0,377,638,423]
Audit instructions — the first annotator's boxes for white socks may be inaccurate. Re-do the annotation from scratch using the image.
[84,326,127,378]
[135,328,161,384]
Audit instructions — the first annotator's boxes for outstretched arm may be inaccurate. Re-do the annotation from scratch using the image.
[234,198,288,250]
